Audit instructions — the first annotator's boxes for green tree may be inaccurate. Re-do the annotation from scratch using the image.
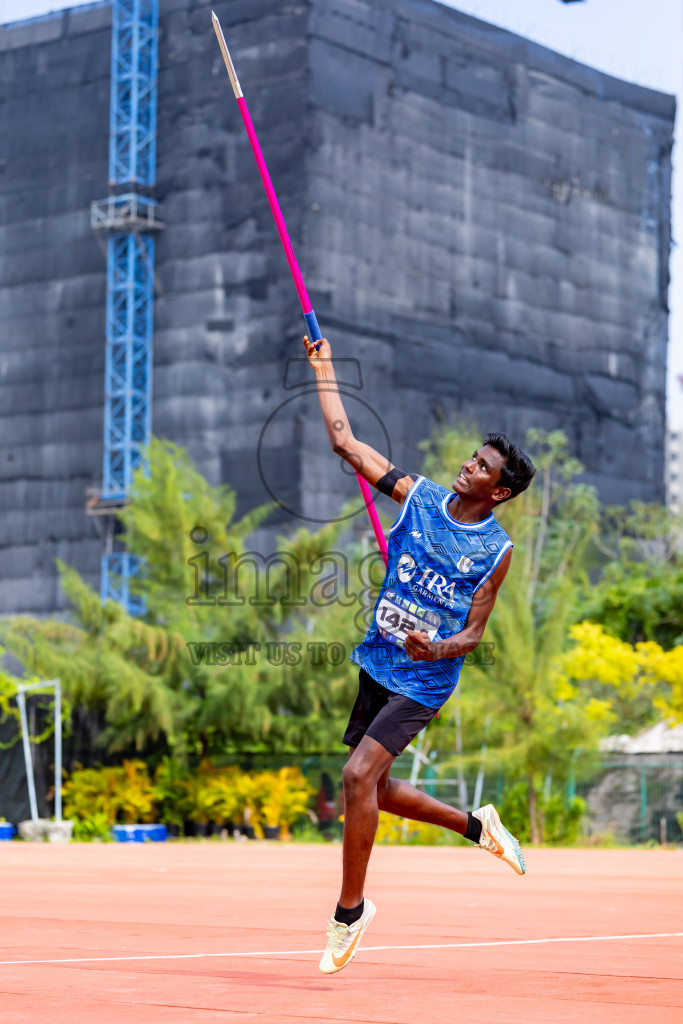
[0,651,21,749]
[559,621,683,729]
[188,519,371,754]
[583,502,683,648]
[0,440,373,761]
[2,566,186,756]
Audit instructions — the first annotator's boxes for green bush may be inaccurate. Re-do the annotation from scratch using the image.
[258,767,315,838]
[499,782,586,844]
[542,792,586,844]
[62,759,316,838]
[374,811,468,846]
[290,817,327,844]
[154,756,190,829]
[72,813,112,843]
[63,760,157,825]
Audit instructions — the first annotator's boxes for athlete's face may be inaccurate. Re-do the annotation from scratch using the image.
[453,445,510,502]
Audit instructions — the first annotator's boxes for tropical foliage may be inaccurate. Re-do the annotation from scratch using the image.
[3,567,186,755]
[61,759,315,840]
[62,760,158,826]
[560,621,683,728]
[0,652,20,744]
[0,439,366,761]
[374,810,461,846]
[499,783,586,845]
[582,501,683,648]
[3,427,683,845]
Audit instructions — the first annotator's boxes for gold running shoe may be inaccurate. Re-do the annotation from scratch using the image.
[472,804,526,875]
[319,899,376,974]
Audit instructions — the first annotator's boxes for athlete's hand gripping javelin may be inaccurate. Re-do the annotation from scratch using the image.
[403,630,437,661]
[302,335,415,506]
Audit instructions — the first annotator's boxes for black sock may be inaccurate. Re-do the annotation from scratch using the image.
[465,812,482,844]
[334,899,364,926]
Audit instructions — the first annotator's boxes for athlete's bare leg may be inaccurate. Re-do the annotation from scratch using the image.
[339,736,393,908]
[377,771,469,832]
[339,735,469,909]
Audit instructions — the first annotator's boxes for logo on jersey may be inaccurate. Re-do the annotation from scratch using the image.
[397,552,476,604]
[410,530,422,539]
[397,553,417,582]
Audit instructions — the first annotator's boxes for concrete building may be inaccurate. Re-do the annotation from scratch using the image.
[0,0,676,615]
[666,376,683,511]
[666,427,682,510]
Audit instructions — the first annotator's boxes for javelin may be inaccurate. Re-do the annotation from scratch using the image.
[211,12,388,564]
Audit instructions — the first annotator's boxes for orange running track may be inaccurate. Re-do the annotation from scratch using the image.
[1,842,681,1023]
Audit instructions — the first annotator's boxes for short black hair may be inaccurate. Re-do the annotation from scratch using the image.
[483,432,536,502]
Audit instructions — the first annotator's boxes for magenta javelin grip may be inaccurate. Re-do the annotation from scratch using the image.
[212,12,388,563]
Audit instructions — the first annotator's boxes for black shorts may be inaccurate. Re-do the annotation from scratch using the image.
[342,669,437,757]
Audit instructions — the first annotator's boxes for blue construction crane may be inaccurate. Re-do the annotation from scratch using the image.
[88,0,162,614]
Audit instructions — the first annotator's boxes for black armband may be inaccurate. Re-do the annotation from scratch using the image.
[375,467,418,498]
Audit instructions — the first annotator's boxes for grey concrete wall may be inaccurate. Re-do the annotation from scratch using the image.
[0,0,675,616]
[301,0,675,517]
[0,2,112,614]
[153,0,310,523]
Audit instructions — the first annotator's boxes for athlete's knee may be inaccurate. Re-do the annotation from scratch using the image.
[342,758,374,797]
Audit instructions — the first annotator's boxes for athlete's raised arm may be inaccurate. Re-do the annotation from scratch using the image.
[403,546,513,662]
[303,335,415,504]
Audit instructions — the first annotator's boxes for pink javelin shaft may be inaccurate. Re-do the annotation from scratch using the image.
[212,12,388,564]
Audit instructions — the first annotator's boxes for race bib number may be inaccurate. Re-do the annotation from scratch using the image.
[375,589,441,648]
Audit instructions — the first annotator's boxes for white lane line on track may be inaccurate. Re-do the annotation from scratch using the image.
[1,932,682,966]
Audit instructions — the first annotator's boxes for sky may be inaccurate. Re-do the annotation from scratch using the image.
[1,0,682,423]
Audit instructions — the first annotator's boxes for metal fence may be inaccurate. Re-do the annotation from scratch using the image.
[576,758,683,844]
[232,751,683,844]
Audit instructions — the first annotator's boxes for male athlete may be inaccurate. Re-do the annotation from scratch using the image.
[303,335,536,975]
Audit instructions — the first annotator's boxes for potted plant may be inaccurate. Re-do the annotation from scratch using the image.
[232,772,264,840]
[112,760,158,824]
[259,770,286,839]
[154,756,190,836]
[180,772,216,837]
[62,764,119,825]
[277,767,315,840]
[260,768,315,840]
[63,761,167,843]
[109,760,166,843]
[203,767,240,834]
[72,812,112,843]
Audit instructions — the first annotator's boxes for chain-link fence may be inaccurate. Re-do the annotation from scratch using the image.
[226,751,683,845]
[576,758,683,844]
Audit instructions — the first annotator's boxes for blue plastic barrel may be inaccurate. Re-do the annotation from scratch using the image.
[0,823,15,840]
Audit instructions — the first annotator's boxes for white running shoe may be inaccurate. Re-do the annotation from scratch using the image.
[472,804,526,875]
[319,899,376,974]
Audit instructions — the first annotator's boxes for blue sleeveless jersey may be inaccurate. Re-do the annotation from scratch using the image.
[350,476,512,709]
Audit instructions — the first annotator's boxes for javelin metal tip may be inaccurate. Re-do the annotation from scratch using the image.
[211,10,243,99]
